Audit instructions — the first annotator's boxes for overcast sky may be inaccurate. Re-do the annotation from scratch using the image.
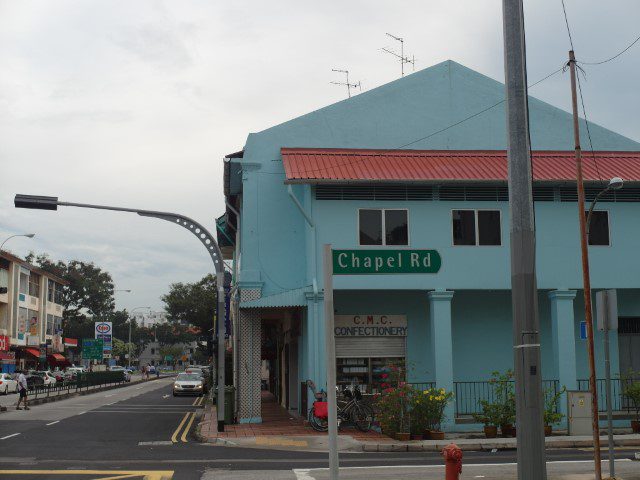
[1,0,638,313]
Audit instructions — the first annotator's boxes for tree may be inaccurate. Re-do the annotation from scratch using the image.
[26,252,116,349]
[161,274,217,334]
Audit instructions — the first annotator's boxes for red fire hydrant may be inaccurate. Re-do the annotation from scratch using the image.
[442,443,463,480]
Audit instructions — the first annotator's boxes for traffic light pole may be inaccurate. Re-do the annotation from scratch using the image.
[14,194,228,431]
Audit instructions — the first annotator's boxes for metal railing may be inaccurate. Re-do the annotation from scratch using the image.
[577,378,635,413]
[408,382,436,392]
[454,380,560,416]
[27,372,128,399]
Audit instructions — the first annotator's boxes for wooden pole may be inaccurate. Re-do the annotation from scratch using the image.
[568,49,602,480]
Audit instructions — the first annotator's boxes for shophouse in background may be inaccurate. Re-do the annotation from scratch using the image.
[0,250,71,373]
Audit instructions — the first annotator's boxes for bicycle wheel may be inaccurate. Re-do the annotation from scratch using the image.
[351,403,374,432]
[308,408,329,432]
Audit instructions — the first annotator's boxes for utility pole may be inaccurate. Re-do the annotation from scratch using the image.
[568,49,602,480]
[501,1,547,479]
[323,244,339,480]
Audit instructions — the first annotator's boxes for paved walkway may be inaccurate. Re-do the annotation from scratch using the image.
[199,391,387,443]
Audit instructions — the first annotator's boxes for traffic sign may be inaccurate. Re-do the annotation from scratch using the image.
[82,338,104,360]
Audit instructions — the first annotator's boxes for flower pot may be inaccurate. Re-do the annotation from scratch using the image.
[544,425,553,436]
[483,425,498,438]
[410,433,423,440]
[395,432,410,441]
[631,420,640,433]
[429,430,445,440]
[501,424,516,437]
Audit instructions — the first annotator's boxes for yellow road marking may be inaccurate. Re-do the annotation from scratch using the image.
[255,436,308,447]
[0,470,173,480]
[191,397,198,406]
[170,412,191,443]
[180,412,196,443]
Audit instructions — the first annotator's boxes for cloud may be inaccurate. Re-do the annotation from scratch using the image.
[109,23,194,70]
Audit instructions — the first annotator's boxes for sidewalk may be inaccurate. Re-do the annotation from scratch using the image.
[0,373,159,411]
[196,395,640,452]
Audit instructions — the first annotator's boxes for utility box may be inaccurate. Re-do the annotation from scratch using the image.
[567,390,593,436]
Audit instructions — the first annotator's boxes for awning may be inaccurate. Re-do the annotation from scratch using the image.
[49,353,66,362]
[25,348,40,358]
[281,148,640,183]
[63,338,78,347]
[240,286,309,309]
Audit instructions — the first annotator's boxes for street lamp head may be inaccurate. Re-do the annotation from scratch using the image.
[14,194,59,211]
[25,233,36,238]
[608,177,623,191]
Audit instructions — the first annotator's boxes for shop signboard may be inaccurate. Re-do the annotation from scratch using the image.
[0,334,9,351]
[52,334,63,353]
[0,351,15,361]
[27,335,39,346]
[333,249,441,275]
[82,338,104,360]
[29,315,38,335]
[334,315,407,337]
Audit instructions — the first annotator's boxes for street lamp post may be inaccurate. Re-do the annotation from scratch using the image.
[0,233,36,251]
[586,177,623,479]
[130,306,151,369]
[14,194,228,431]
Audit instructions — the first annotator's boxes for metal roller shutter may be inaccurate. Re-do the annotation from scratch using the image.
[335,336,405,358]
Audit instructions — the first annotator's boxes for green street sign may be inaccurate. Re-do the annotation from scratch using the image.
[82,338,104,360]
[332,249,441,275]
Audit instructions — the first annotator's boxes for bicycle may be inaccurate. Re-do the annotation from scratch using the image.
[307,381,374,432]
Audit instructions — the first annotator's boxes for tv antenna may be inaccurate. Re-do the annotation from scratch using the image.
[381,33,415,77]
[330,69,361,98]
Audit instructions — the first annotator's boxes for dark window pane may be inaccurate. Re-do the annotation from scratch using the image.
[587,211,609,245]
[385,210,408,246]
[478,210,501,245]
[359,210,382,245]
[453,210,476,245]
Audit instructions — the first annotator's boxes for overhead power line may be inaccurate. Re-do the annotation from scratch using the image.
[578,33,640,65]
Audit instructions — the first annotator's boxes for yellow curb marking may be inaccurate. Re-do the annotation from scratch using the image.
[180,412,196,443]
[255,436,308,447]
[0,470,173,480]
[170,412,191,443]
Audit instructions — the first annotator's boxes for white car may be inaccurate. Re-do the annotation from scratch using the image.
[173,373,204,396]
[108,366,131,382]
[0,373,18,395]
[34,371,57,386]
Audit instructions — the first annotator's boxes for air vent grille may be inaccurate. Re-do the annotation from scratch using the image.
[315,185,433,201]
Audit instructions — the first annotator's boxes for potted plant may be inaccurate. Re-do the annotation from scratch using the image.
[374,364,413,440]
[473,402,500,438]
[423,387,454,439]
[543,386,566,436]
[410,389,429,439]
[622,372,640,433]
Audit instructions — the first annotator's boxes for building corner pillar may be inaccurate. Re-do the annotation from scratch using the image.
[237,288,262,424]
[548,289,577,427]
[428,289,455,431]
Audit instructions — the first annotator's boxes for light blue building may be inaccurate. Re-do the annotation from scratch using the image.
[218,60,640,430]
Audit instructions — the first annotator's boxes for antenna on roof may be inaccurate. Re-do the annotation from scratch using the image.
[330,69,361,98]
[381,33,416,77]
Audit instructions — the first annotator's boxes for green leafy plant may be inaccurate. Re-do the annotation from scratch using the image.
[413,387,454,432]
[473,370,516,427]
[622,370,640,422]
[373,364,412,436]
[544,386,566,426]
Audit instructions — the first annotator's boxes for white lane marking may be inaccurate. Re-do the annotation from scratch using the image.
[1,433,20,440]
[138,441,173,446]
[104,394,115,397]
[77,411,86,415]
[293,469,315,480]
[135,387,143,390]
[163,394,170,399]
[46,421,60,426]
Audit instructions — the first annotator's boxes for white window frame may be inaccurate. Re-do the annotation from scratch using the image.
[357,208,410,247]
[587,210,611,247]
[451,209,502,246]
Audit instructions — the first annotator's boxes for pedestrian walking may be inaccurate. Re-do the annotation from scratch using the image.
[16,370,29,410]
